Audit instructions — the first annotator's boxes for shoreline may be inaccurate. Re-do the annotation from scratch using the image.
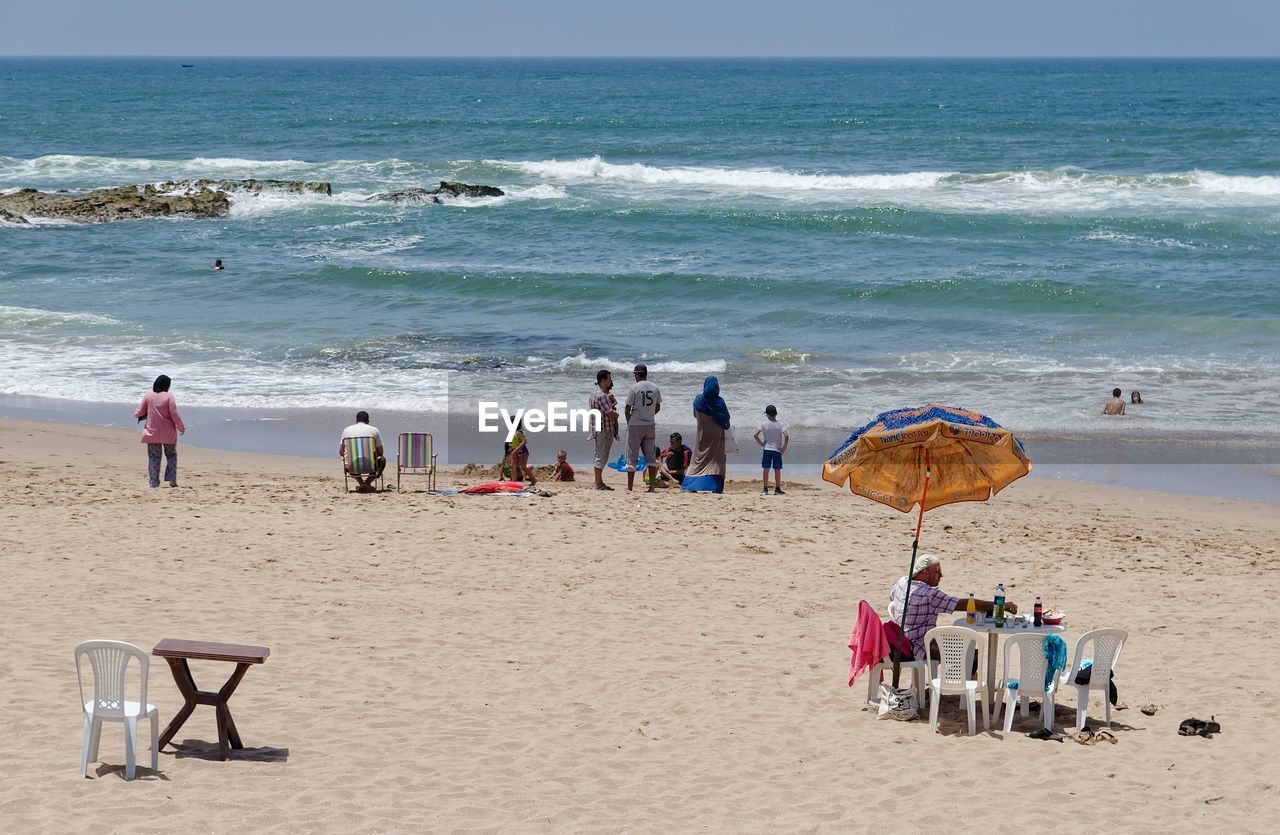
[4,394,1279,504]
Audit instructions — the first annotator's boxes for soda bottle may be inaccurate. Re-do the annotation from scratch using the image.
[966,593,976,625]
[994,583,1006,628]
[1033,596,1043,628]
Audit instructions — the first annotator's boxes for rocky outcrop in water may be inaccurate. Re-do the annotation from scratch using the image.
[0,179,332,224]
[368,180,505,204]
[0,178,503,224]
[0,206,29,225]
[0,186,230,223]
[150,178,332,196]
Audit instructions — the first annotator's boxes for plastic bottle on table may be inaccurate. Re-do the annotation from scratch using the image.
[993,583,1006,628]
[966,593,976,625]
[1033,596,1043,628]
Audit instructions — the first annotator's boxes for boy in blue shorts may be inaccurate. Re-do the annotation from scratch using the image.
[753,404,789,495]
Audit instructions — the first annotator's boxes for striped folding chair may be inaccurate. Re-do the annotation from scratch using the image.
[397,432,438,492]
[343,435,384,492]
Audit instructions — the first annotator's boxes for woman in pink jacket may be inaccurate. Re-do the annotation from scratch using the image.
[134,374,185,487]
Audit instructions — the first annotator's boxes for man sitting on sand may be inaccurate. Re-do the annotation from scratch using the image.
[887,555,1016,662]
[340,410,386,491]
[1102,387,1127,415]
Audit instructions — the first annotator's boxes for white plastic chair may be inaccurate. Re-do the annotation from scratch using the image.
[1060,628,1128,731]
[924,626,989,736]
[866,658,929,713]
[75,640,159,780]
[996,633,1057,733]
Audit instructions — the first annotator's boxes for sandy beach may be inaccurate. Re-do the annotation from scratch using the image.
[2,416,1279,831]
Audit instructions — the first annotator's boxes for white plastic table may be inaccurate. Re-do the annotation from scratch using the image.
[951,617,1064,711]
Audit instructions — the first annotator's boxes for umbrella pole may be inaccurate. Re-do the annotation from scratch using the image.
[893,449,931,687]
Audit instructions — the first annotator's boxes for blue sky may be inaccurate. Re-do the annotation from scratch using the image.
[2,0,1277,57]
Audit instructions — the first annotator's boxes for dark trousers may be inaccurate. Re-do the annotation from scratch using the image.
[147,443,177,486]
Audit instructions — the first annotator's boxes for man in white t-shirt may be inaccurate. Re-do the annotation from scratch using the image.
[624,363,662,492]
[753,404,789,495]
[339,410,385,491]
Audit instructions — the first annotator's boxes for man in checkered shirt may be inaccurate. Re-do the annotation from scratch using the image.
[887,554,1018,661]
[588,368,619,490]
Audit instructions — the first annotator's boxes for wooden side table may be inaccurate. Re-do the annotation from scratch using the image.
[153,639,270,761]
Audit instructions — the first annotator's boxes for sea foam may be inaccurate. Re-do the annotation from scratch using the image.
[490,156,1280,212]
[544,353,728,374]
[498,155,947,192]
[0,305,121,328]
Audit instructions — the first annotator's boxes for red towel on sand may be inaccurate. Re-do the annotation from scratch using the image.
[461,481,529,494]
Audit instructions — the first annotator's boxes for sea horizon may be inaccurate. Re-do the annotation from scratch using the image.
[5,55,1280,61]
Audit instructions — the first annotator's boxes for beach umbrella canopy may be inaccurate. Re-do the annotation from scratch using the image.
[822,404,1030,512]
[822,404,1031,682]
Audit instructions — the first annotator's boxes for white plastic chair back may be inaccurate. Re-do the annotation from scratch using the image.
[1068,628,1128,691]
[1002,633,1053,695]
[925,626,984,692]
[998,633,1059,732]
[923,626,989,735]
[76,640,149,720]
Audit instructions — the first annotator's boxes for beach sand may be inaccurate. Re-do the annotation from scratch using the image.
[2,416,1278,831]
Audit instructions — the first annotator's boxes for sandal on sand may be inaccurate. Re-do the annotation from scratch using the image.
[1071,727,1097,745]
[1026,727,1064,742]
[1178,716,1221,738]
[1140,703,1161,716]
[594,483,614,491]
[1093,729,1118,744]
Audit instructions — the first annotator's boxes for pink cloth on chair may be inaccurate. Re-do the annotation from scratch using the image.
[848,600,891,686]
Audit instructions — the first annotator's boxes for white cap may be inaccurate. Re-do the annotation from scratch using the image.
[912,554,940,577]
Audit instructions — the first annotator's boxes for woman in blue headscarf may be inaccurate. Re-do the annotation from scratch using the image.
[682,376,730,493]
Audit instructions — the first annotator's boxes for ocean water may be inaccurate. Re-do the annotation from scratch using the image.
[2,58,1278,455]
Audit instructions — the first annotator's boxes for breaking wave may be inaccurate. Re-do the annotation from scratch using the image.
[491,156,1280,211]
[5,154,1278,215]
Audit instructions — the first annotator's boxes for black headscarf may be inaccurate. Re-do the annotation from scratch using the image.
[153,375,171,393]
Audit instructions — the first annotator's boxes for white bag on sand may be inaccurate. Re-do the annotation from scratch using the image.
[724,428,739,454]
[876,682,918,721]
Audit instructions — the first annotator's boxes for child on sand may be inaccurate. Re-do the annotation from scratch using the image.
[753,404,789,495]
[658,432,691,485]
[552,450,575,481]
[507,421,536,485]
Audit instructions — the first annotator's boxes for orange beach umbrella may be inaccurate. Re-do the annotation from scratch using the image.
[822,404,1032,682]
